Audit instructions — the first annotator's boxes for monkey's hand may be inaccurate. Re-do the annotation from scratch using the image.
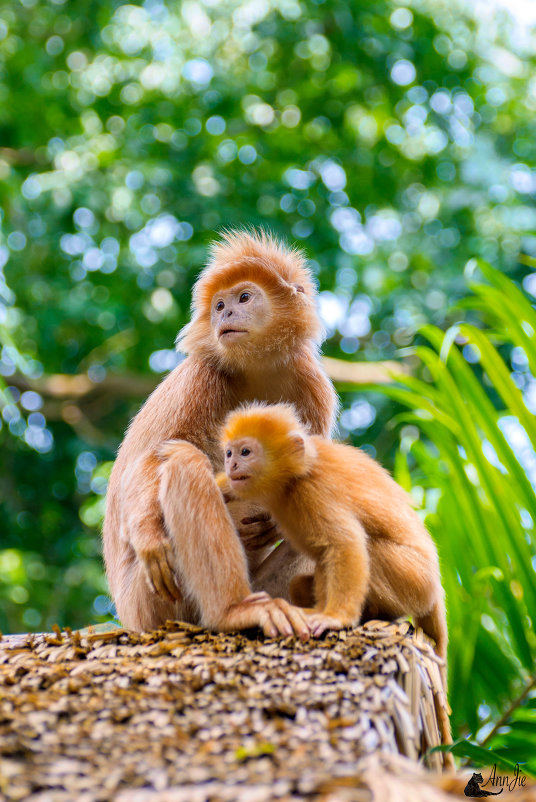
[239,511,279,551]
[221,592,310,641]
[135,536,182,604]
[307,612,347,638]
[226,497,280,552]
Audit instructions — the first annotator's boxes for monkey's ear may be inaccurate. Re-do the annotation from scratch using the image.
[292,284,305,294]
[288,432,306,455]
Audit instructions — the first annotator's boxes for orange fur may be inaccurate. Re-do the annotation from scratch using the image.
[219,402,447,653]
[218,402,453,754]
[177,229,323,368]
[221,403,314,492]
[103,230,336,639]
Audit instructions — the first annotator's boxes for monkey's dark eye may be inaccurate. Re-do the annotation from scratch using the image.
[241,447,251,457]
[239,292,250,303]
[226,449,231,459]
[216,300,224,311]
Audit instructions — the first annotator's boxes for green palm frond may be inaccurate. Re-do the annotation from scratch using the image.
[371,262,536,772]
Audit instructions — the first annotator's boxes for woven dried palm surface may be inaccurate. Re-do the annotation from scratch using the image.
[0,619,488,801]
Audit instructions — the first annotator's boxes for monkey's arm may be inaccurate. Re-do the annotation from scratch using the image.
[216,473,280,567]
[159,441,310,640]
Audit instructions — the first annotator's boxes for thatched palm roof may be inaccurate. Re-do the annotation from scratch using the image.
[0,619,508,801]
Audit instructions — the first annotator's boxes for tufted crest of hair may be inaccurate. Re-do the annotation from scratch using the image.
[221,402,312,491]
[176,229,323,360]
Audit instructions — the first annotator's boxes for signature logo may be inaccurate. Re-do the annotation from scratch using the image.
[464,772,503,797]
[464,765,526,798]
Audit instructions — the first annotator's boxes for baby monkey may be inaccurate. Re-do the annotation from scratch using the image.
[217,402,453,760]
[216,403,447,657]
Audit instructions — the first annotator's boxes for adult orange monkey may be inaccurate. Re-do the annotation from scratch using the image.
[103,230,337,637]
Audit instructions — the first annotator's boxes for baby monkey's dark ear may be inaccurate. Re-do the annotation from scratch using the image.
[293,284,305,293]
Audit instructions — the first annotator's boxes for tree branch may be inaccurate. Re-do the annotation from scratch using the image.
[7,371,158,400]
[322,356,409,384]
[0,147,38,165]
[4,357,410,423]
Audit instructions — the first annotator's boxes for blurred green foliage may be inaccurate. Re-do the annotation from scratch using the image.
[375,261,536,769]
[1,0,536,753]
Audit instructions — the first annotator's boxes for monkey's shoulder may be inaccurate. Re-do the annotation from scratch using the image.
[121,357,234,452]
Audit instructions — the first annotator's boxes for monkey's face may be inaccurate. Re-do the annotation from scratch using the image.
[210,282,271,353]
[224,436,265,497]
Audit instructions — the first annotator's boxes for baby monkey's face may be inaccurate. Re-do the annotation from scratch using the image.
[224,436,265,496]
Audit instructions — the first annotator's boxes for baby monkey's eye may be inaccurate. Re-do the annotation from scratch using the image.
[239,292,250,303]
[226,449,232,459]
[216,300,224,311]
[241,447,251,457]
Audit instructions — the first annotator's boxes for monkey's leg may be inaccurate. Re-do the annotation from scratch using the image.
[363,541,442,634]
[113,552,186,631]
[288,574,315,607]
[159,442,310,640]
[251,540,316,602]
[113,452,186,631]
[415,599,448,661]
[308,530,370,637]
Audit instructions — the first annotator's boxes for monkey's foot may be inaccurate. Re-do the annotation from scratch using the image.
[307,612,346,637]
[222,593,311,641]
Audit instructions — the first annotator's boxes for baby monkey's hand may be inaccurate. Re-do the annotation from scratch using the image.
[216,472,279,551]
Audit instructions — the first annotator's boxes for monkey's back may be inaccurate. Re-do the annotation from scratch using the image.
[304,438,435,551]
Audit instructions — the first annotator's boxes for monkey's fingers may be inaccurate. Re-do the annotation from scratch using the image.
[266,604,294,638]
[157,552,182,602]
[272,598,311,641]
[257,607,279,639]
[242,591,271,604]
[221,594,275,636]
[143,562,174,603]
[146,560,176,603]
[142,544,181,603]
[240,525,279,551]
[308,614,343,638]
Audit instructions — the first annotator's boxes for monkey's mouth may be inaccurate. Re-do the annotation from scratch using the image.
[230,475,250,482]
[219,328,248,338]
